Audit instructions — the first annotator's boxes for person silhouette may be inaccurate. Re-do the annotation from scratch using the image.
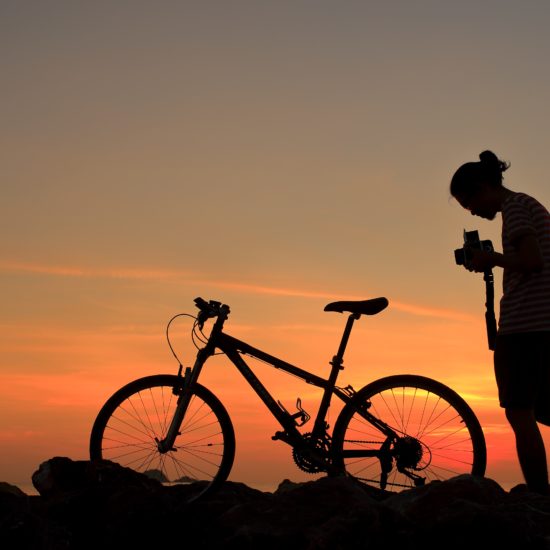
[450,150,550,495]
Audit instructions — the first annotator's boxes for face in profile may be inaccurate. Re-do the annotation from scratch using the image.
[456,187,498,220]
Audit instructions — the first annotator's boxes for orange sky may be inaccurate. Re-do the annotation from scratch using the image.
[2,2,550,492]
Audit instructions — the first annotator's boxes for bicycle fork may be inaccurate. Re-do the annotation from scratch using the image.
[156,347,210,454]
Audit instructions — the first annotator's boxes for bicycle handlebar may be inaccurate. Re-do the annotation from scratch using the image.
[194,297,230,329]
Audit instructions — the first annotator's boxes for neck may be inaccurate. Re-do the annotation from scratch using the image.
[494,186,514,210]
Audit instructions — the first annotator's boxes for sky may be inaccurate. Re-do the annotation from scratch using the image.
[2,0,550,492]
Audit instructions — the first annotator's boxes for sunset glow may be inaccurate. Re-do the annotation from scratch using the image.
[3,2,550,494]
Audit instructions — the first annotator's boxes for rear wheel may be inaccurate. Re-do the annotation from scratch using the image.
[332,375,486,491]
[90,375,235,501]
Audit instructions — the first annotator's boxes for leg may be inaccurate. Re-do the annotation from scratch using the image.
[495,333,550,494]
[505,407,549,495]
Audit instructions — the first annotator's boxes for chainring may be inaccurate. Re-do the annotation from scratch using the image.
[292,432,332,473]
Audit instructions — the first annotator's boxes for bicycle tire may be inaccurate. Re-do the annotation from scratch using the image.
[90,375,235,501]
[331,374,486,491]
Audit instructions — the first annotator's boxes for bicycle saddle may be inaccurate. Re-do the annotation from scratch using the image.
[324,297,389,316]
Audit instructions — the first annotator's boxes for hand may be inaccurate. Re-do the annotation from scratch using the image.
[465,249,495,272]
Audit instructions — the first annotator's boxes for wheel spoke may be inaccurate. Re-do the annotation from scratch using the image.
[91,377,234,501]
[335,377,485,493]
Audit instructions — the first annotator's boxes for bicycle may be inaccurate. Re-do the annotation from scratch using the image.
[90,297,486,501]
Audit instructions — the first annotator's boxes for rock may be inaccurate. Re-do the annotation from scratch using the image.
[0,481,29,524]
[385,474,548,549]
[385,473,507,519]
[220,476,400,549]
[1,458,549,549]
[32,456,162,498]
[0,481,40,550]
[0,482,27,498]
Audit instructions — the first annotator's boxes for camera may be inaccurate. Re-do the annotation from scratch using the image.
[454,230,494,266]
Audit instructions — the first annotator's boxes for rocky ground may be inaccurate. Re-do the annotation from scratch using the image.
[1,457,550,549]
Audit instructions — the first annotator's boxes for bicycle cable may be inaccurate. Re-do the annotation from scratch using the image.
[191,319,208,347]
[166,313,199,367]
[190,318,226,356]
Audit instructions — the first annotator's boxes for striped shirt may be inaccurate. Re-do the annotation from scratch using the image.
[499,192,550,334]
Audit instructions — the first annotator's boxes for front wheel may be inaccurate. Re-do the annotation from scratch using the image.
[90,375,235,501]
[332,375,486,492]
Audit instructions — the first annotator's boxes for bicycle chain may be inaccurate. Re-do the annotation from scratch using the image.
[355,476,414,489]
[344,439,384,445]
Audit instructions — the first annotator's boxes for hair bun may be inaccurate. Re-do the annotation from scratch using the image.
[479,150,510,173]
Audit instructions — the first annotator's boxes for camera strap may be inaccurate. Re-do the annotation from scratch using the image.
[484,269,497,351]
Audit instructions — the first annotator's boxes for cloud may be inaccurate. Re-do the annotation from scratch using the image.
[389,300,475,322]
[0,261,88,277]
[0,261,190,280]
[0,260,475,322]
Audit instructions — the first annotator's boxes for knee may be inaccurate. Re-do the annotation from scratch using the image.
[505,407,536,429]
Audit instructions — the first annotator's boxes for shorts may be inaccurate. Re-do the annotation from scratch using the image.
[494,331,550,425]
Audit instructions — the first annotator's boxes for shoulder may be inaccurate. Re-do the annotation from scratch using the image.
[507,192,548,211]
[503,192,530,215]
[503,192,549,243]
[502,193,536,240]
[503,192,547,217]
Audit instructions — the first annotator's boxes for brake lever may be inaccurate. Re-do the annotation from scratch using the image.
[197,310,209,331]
[194,297,209,309]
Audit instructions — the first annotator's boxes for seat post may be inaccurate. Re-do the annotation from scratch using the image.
[332,313,360,369]
[313,312,361,437]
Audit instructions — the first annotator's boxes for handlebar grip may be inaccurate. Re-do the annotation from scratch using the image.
[194,297,209,310]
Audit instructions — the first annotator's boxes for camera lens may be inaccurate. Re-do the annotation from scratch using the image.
[454,249,465,265]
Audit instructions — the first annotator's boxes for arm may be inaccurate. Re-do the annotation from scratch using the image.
[467,234,544,273]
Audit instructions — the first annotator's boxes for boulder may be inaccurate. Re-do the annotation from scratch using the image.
[0,458,549,549]
[32,456,161,498]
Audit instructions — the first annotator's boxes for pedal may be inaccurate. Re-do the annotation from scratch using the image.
[272,431,293,444]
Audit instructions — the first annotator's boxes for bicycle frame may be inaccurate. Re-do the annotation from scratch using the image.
[220,332,348,439]
[159,311,397,461]
[91,298,486,493]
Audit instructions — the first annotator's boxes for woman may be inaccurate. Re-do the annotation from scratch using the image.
[450,150,550,494]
